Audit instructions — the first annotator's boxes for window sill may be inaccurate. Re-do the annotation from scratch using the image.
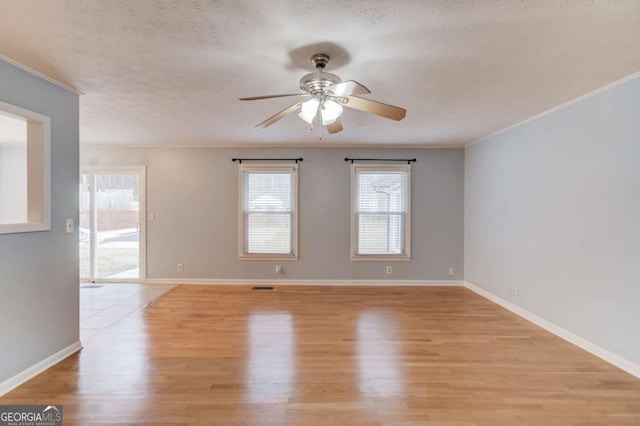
[0,222,51,235]
[351,254,411,261]
[239,254,298,261]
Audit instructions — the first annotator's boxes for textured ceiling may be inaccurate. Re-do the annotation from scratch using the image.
[0,0,638,147]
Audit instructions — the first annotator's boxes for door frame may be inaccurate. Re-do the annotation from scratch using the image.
[80,165,147,283]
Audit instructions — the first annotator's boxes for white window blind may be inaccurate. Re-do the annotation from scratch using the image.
[240,165,297,258]
[352,165,410,259]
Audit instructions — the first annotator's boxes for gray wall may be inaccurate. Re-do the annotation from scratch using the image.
[465,76,640,365]
[0,59,79,383]
[81,147,464,281]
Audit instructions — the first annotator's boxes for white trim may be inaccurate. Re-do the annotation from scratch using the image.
[351,256,412,261]
[78,72,640,151]
[238,164,299,260]
[0,53,82,95]
[84,278,145,284]
[238,255,299,261]
[0,101,51,234]
[464,281,640,379]
[79,165,147,281]
[351,164,411,260]
[138,166,147,281]
[465,71,640,148]
[80,143,459,149]
[145,278,463,287]
[0,223,51,234]
[80,165,145,173]
[0,341,82,397]
[0,142,26,148]
[39,116,51,232]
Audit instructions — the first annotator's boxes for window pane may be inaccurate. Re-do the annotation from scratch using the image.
[357,213,406,255]
[94,173,140,279]
[244,213,292,254]
[245,172,292,212]
[357,172,406,213]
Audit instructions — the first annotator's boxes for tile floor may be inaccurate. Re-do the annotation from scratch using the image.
[80,283,176,342]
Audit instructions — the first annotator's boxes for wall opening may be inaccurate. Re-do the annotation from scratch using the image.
[0,101,50,234]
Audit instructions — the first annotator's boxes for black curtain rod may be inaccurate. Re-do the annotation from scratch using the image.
[344,158,416,164]
[232,158,303,164]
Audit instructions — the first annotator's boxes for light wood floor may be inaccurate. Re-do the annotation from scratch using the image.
[2,285,640,425]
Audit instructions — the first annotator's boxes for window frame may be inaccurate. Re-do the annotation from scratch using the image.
[0,100,51,235]
[351,163,411,261]
[238,163,299,260]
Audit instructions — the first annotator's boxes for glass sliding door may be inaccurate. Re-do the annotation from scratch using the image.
[80,167,146,282]
[79,173,92,279]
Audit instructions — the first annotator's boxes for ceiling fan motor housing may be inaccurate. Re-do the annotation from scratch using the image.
[299,71,341,95]
[299,53,341,95]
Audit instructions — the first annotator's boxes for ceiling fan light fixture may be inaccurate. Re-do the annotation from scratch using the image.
[320,99,343,125]
[298,97,320,124]
[241,52,406,136]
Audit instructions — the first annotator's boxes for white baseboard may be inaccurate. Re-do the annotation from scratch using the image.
[464,281,640,379]
[0,341,82,397]
[146,278,464,287]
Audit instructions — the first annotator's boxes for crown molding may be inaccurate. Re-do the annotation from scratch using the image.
[80,143,463,149]
[466,71,640,148]
[0,53,82,95]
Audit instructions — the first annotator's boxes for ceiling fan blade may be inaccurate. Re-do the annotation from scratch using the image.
[240,93,304,101]
[256,102,302,128]
[326,80,371,96]
[339,96,406,121]
[326,119,343,134]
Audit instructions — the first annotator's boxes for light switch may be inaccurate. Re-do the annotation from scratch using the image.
[65,218,74,233]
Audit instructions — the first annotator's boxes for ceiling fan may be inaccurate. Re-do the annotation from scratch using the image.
[239,53,406,139]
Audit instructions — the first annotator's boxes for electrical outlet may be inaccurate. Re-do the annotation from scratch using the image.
[178,263,184,272]
[65,218,74,233]
[275,264,282,274]
[449,267,455,276]
[386,266,392,274]
[149,212,155,221]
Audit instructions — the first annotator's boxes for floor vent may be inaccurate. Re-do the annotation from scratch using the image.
[252,286,274,291]
[81,285,104,289]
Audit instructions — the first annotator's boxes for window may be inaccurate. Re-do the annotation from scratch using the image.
[0,101,50,234]
[239,164,298,259]
[351,164,410,260]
